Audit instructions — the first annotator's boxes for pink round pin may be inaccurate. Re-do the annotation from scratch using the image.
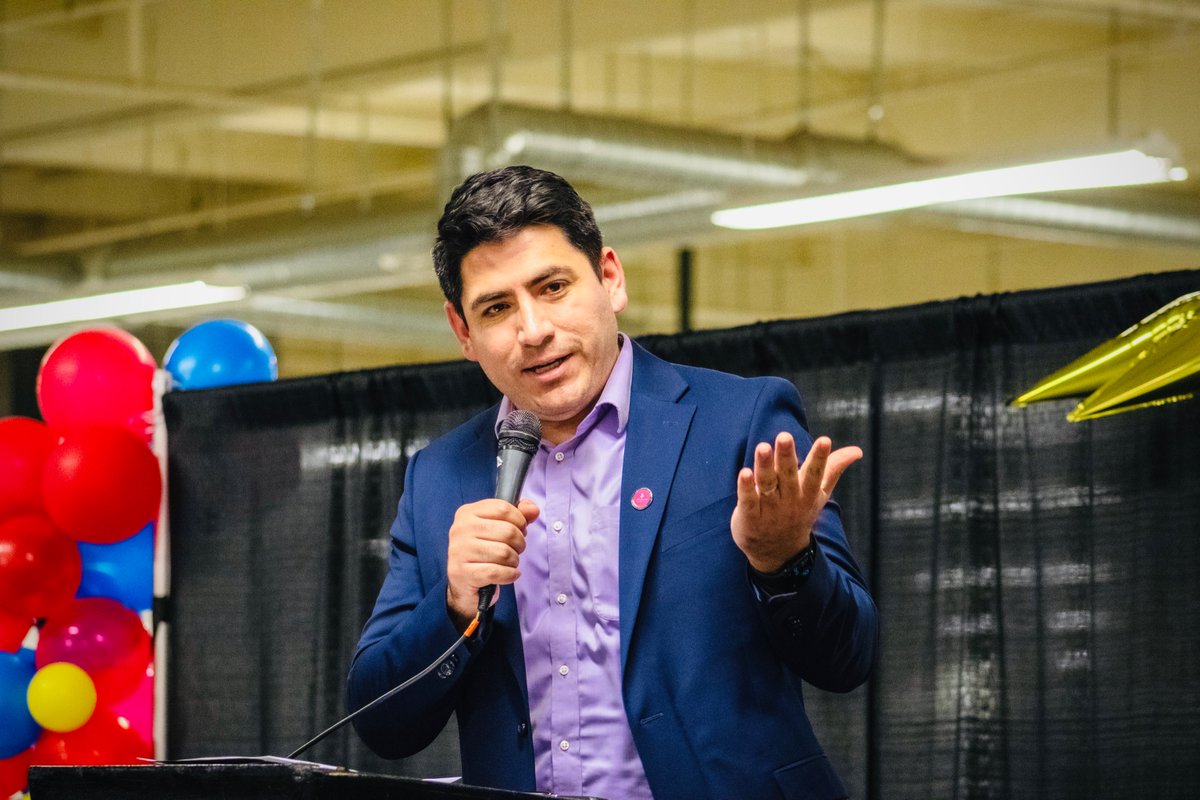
[631,487,653,510]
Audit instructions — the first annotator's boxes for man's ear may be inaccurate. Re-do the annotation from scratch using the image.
[599,247,629,315]
[445,301,477,361]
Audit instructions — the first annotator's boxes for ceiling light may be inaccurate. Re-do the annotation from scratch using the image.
[0,281,248,333]
[711,148,1188,230]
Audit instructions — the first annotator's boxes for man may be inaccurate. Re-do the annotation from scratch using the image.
[348,166,878,800]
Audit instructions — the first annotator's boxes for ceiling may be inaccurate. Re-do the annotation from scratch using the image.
[1,0,1198,375]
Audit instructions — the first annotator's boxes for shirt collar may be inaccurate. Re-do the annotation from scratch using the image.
[495,333,634,440]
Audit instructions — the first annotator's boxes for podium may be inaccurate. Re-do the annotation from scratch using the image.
[28,763,604,800]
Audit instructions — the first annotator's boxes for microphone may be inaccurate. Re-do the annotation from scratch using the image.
[477,409,542,614]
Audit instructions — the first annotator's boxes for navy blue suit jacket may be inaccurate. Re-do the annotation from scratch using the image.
[348,343,878,800]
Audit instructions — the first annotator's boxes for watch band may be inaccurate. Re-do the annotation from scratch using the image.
[749,539,818,596]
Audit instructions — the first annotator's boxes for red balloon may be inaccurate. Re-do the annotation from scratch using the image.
[0,746,31,797]
[42,426,162,544]
[0,417,53,520]
[0,515,82,622]
[0,612,33,654]
[37,598,152,706]
[37,329,156,441]
[29,711,151,766]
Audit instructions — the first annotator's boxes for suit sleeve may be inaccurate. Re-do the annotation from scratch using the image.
[745,377,879,693]
[345,448,486,758]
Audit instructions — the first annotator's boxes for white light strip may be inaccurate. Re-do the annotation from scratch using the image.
[0,281,248,333]
[711,149,1188,230]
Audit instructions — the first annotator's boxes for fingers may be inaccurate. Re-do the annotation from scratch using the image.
[747,433,859,505]
[821,446,863,495]
[447,499,534,589]
[736,465,759,513]
[798,435,831,500]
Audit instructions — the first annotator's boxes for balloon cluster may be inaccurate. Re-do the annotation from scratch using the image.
[0,329,160,794]
[0,320,276,794]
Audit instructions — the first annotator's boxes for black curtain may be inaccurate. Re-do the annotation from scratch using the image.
[164,270,1200,799]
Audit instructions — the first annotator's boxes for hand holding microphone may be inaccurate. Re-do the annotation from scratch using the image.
[445,410,541,632]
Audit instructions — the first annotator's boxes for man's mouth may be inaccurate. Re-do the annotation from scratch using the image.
[526,355,568,375]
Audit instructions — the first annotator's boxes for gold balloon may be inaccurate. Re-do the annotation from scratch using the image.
[1069,310,1200,421]
[1012,290,1200,407]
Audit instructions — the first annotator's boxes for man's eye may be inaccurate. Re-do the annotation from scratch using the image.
[545,281,567,294]
[482,303,508,317]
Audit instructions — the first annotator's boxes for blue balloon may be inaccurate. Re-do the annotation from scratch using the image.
[76,522,155,612]
[0,651,40,758]
[164,319,278,390]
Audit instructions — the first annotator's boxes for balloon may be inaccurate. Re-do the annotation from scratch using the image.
[77,523,155,612]
[0,515,83,622]
[27,663,96,733]
[0,418,53,519]
[0,614,34,654]
[164,319,278,390]
[36,598,152,706]
[29,711,151,766]
[106,664,154,750]
[42,426,162,544]
[0,651,40,759]
[36,329,156,441]
[0,746,30,797]
[1069,308,1200,421]
[1013,290,1200,407]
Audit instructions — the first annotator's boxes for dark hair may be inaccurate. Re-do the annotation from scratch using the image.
[433,165,603,317]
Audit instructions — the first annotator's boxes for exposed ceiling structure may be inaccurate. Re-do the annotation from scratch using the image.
[1,0,1198,372]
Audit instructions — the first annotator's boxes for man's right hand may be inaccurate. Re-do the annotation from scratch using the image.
[446,497,539,630]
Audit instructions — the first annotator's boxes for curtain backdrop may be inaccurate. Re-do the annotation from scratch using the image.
[164,270,1200,799]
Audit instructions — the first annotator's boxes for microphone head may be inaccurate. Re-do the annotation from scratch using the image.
[498,409,541,455]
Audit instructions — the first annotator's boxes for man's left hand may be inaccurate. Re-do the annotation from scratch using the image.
[731,432,863,573]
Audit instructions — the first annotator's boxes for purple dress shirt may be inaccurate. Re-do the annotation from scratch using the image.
[496,334,653,800]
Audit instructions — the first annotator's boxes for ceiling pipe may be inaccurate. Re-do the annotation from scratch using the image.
[440,102,916,198]
[929,196,1200,247]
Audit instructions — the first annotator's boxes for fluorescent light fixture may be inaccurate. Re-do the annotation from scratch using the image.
[0,280,248,333]
[711,148,1188,230]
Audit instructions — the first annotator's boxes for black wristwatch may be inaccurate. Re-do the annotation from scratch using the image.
[749,539,818,596]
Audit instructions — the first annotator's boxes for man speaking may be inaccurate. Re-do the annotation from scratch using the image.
[347,165,878,800]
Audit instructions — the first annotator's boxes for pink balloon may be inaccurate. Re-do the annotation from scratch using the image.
[0,515,83,624]
[37,329,156,441]
[0,417,53,519]
[42,425,162,544]
[107,666,154,749]
[37,598,152,706]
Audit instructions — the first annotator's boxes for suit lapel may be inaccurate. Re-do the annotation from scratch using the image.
[618,345,694,675]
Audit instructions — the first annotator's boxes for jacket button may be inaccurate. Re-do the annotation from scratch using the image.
[437,654,459,678]
[517,722,529,735]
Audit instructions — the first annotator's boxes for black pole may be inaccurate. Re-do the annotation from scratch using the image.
[677,247,693,333]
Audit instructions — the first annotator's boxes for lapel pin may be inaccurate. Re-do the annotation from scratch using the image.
[631,487,653,510]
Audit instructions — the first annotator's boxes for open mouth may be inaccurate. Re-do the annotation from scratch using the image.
[526,355,568,375]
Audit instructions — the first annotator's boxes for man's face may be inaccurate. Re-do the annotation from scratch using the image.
[446,224,628,444]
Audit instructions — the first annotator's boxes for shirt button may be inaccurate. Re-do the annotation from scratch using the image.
[556,593,567,605]
[552,520,563,532]
[554,452,565,462]
[559,740,570,751]
[558,665,569,676]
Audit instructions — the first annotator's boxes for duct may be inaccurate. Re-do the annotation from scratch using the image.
[440,103,915,198]
[930,197,1200,248]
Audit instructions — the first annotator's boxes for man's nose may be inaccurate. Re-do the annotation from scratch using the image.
[516,302,553,346]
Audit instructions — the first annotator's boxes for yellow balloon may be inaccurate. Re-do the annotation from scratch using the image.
[1013,290,1200,407]
[26,662,97,733]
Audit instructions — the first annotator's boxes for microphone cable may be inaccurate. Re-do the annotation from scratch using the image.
[286,610,485,760]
